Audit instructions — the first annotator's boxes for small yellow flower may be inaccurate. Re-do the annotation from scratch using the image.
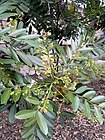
[43,108,47,113]
[35,66,38,70]
[43,37,46,41]
[47,32,51,36]
[49,42,54,47]
[38,38,43,43]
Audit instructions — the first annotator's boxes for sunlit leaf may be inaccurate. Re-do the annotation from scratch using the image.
[9,28,26,37]
[36,111,48,135]
[90,96,105,103]
[94,106,103,125]
[83,91,96,99]
[98,102,105,108]
[72,96,80,112]
[1,88,11,104]
[84,100,91,119]
[76,86,87,94]
[17,51,32,67]
[25,97,40,105]
[15,110,36,119]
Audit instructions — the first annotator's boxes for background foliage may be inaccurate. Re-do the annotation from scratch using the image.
[0,0,105,139]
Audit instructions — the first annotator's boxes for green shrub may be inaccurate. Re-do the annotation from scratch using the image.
[0,0,105,140]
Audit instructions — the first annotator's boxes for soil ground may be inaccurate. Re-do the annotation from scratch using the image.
[0,79,105,140]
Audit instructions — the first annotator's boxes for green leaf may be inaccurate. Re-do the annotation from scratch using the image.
[9,48,20,61]
[9,103,16,123]
[18,34,40,40]
[1,88,11,104]
[90,96,105,103]
[44,110,56,120]
[43,114,54,128]
[78,47,93,52]
[19,3,29,12]
[66,46,72,59]
[0,26,15,34]
[9,28,26,37]
[15,110,36,119]
[1,35,11,42]
[25,40,39,47]
[18,21,23,29]
[12,88,21,102]
[17,51,32,67]
[76,86,88,94]
[0,103,11,112]
[83,91,96,98]
[63,110,75,118]
[74,56,88,61]
[28,55,42,66]
[36,111,48,135]
[21,125,35,138]
[103,110,105,116]
[37,128,48,140]
[84,100,91,119]
[54,43,65,55]
[98,102,105,108]
[71,38,76,52]
[0,5,7,13]
[27,135,36,140]
[0,13,17,20]
[25,97,40,105]
[78,34,83,47]
[94,106,103,125]
[0,59,15,64]
[14,73,24,84]
[66,92,75,103]
[24,117,36,128]
[0,47,11,56]
[72,96,80,112]
[60,111,65,124]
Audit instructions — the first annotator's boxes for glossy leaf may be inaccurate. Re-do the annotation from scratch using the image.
[1,88,11,104]
[76,86,87,94]
[0,104,11,112]
[18,34,40,40]
[0,13,17,20]
[83,91,96,98]
[36,128,48,140]
[25,97,40,105]
[98,102,105,108]
[12,89,21,102]
[84,100,91,119]
[44,110,56,120]
[36,111,48,135]
[21,125,35,138]
[71,38,76,52]
[0,59,15,64]
[78,47,93,52]
[24,117,36,128]
[90,96,105,103]
[9,48,20,61]
[9,28,26,37]
[94,106,103,125]
[0,26,15,34]
[66,46,72,59]
[15,110,36,119]
[17,51,32,67]
[28,55,42,66]
[66,92,75,103]
[9,103,16,123]
[72,96,80,112]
